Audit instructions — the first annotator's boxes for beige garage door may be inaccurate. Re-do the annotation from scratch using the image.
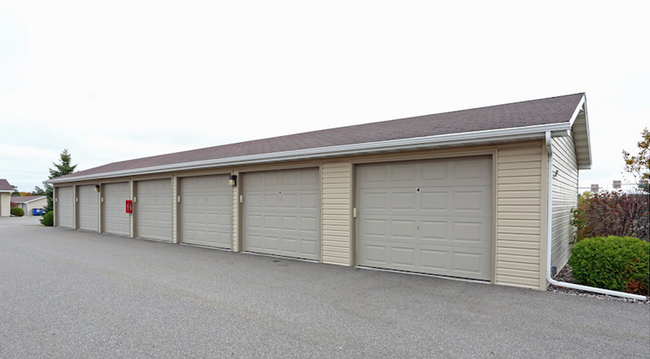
[135,179,172,242]
[77,185,99,232]
[356,156,492,280]
[102,182,130,236]
[56,186,74,228]
[180,175,232,249]
[242,168,320,260]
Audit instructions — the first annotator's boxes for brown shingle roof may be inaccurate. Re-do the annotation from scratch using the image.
[10,196,46,203]
[0,179,13,191]
[56,93,585,181]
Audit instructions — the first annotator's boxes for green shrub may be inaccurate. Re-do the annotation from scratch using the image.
[41,211,54,227]
[10,207,24,216]
[568,236,649,295]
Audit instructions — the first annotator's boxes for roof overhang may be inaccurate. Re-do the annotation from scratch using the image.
[568,94,592,169]
[12,196,47,204]
[46,122,576,185]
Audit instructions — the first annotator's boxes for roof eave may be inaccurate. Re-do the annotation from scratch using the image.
[46,122,572,185]
[570,94,592,170]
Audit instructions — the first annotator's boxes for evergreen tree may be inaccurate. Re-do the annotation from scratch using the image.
[43,149,78,213]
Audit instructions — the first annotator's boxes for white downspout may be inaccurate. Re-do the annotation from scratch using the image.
[545,131,647,301]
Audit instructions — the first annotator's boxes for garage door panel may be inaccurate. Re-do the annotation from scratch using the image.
[421,249,447,270]
[103,182,130,236]
[420,192,447,211]
[357,156,492,280]
[392,219,417,239]
[391,192,417,211]
[361,218,388,238]
[78,185,99,231]
[263,194,279,208]
[301,239,318,257]
[243,168,320,260]
[452,188,491,212]
[360,244,387,264]
[264,215,279,229]
[364,192,387,210]
[391,164,417,183]
[300,217,318,233]
[453,221,490,244]
[56,187,74,228]
[179,175,231,249]
[299,169,318,185]
[282,194,297,208]
[282,237,297,252]
[136,179,172,242]
[391,247,416,267]
[282,216,297,231]
[452,158,492,185]
[421,163,448,183]
[421,221,448,240]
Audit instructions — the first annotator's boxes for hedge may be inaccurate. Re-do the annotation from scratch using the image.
[568,236,649,295]
[41,211,54,227]
[10,207,24,217]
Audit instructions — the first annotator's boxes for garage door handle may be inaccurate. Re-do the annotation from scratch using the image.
[353,208,357,218]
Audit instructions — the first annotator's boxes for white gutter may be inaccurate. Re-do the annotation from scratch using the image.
[544,131,647,301]
[46,122,571,185]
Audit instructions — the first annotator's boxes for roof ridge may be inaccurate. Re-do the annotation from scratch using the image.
[52,92,586,182]
[86,92,586,168]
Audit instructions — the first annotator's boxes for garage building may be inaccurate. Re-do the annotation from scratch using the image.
[46,93,591,290]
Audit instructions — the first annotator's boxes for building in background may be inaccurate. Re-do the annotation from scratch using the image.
[0,179,13,217]
[11,196,47,216]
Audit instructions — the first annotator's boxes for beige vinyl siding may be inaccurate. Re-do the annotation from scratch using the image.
[129,180,134,237]
[97,186,102,232]
[0,193,10,217]
[232,171,240,252]
[321,161,352,266]
[495,143,543,289]
[172,175,178,243]
[551,135,578,270]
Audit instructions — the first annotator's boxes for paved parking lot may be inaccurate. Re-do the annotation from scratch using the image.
[1,217,648,358]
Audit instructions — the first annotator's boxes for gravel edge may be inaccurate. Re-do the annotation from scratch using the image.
[547,265,649,305]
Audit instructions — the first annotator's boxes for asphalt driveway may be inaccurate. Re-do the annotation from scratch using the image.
[1,217,648,358]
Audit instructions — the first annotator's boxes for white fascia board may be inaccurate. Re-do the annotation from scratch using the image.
[46,122,572,184]
[0,190,12,193]
[579,97,592,169]
[567,94,586,127]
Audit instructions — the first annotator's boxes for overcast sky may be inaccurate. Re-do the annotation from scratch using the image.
[1,1,648,193]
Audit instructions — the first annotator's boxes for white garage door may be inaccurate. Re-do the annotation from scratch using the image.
[179,175,232,249]
[102,182,130,236]
[242,168,319,260]
[56,186,74,228]
[77,185,99,232]
[135,179,172,242]
[356,156,492,280]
